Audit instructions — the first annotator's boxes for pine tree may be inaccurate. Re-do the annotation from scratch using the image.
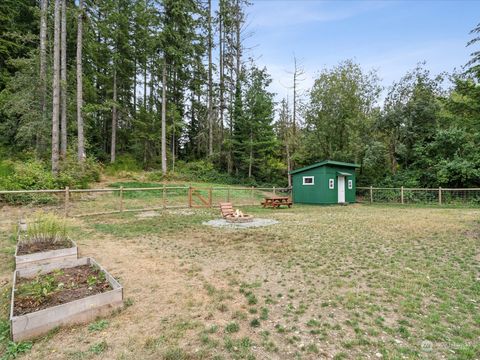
[76,0,85,162]
[51,0,61,174]
[60,0,67,159]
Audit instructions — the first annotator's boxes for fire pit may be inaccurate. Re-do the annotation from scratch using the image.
[225,209,254,223]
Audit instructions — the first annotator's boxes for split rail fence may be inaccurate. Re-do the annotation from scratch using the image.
[1,185,479,218]
[357,186,480,206]
[0,186,292,218]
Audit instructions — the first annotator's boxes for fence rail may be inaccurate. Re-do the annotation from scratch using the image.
[357,186,480,205]
[0,186,292,218]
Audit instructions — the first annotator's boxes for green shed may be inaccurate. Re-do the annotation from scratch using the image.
[289,160,360,204]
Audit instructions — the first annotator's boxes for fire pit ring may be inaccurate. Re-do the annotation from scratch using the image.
[225,214,254,223]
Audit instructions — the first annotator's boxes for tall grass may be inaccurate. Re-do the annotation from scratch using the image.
[24,213,68,244]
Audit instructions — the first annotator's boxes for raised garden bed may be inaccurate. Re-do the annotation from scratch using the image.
[10,257,123,342]
[15,238,78,270]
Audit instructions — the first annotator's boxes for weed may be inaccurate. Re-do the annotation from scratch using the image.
[275,324,286,333]
[225,322,240,333]
[260,307,269,320]
[250,318,260,328]
[0,320,9,342]
[123,297,134,308]
[144,336,163,351]
[88,340,108,354]
[232,310,247,320]
[88,319,109,332]
[206,324,218,334]
[2,341,32,360]
[163,347,188,360]
[245,292,257,305]
[306,343,319,354]
[306,319,321,327]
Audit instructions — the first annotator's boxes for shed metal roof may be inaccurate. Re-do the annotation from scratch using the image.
[289,160,360,175]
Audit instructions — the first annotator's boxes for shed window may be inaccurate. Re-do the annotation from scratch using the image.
[329,179,335,189]
[348,180,353,189]
[303,176,314,185]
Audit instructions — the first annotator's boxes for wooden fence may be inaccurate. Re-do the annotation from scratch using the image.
[357,186,480,205]
[0,186,292,218]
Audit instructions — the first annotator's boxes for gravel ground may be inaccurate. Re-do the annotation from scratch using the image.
[202,218,279,228]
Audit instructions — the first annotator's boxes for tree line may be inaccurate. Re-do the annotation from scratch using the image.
[0,1,479,188]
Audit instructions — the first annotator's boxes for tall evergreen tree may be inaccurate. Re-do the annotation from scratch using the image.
[51,0,61,174]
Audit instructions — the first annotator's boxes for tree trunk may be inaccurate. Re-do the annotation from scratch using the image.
[133,58,137,115]
[286,142,292,187]
[161,61,167,175]
[219,3,224,148]
[39,0,48,154]
[111,68,117,163]
[60,0,67,160]
[143,60,147,110]
[293,59,297,136]
[207,0,213,157]
[76,0,85,162]
[248,131,253,178]
[51,0,61,174]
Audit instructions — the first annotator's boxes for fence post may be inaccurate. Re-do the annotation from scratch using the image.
[119,186,124,212]
[209,187,213,208]
[401,186,404,204]
[273,186,276,195]
[64,186,70,217]
[188,186,192,208]
[439,186,442,205]
[162,185,166,209]
[370,186,373,204]
[251,186,254,205]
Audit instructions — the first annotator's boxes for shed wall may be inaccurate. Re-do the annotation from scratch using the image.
[292,164,356,204]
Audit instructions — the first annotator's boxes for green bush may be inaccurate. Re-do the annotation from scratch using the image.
[57,156,102,189]
[0,156,101,204]
[104,154,142,175]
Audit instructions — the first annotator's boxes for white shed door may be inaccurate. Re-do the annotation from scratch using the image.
[337,176,345,203]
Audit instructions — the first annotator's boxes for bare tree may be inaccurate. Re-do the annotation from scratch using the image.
[76,0,85,162]
[39,0,48,153]
[51,0,61,174]
[60,0,67,159]
[290,56,305,135]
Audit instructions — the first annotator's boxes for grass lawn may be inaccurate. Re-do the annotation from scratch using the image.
[0,204,479,359]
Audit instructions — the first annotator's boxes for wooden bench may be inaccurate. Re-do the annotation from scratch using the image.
[219,202,234,218]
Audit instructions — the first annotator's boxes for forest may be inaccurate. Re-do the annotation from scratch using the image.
[0,0,480,189]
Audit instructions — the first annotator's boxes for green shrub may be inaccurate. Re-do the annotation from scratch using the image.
[57,156,102,188]
[0,155,101,204]
[104,154,142,175]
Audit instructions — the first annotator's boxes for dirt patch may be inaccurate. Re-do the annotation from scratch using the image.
[14,265,111,316]
[135,211,160,219]
[203,218,279,228]
[167,209,196,216]
[16,238,73,256]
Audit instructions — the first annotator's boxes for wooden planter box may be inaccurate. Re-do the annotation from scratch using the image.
[10,257,123,342]
[15,239,78,270]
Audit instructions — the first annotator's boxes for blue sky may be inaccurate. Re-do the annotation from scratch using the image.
[242,0,480,102]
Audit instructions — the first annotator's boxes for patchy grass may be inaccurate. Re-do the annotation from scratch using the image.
[0,204,479,359]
